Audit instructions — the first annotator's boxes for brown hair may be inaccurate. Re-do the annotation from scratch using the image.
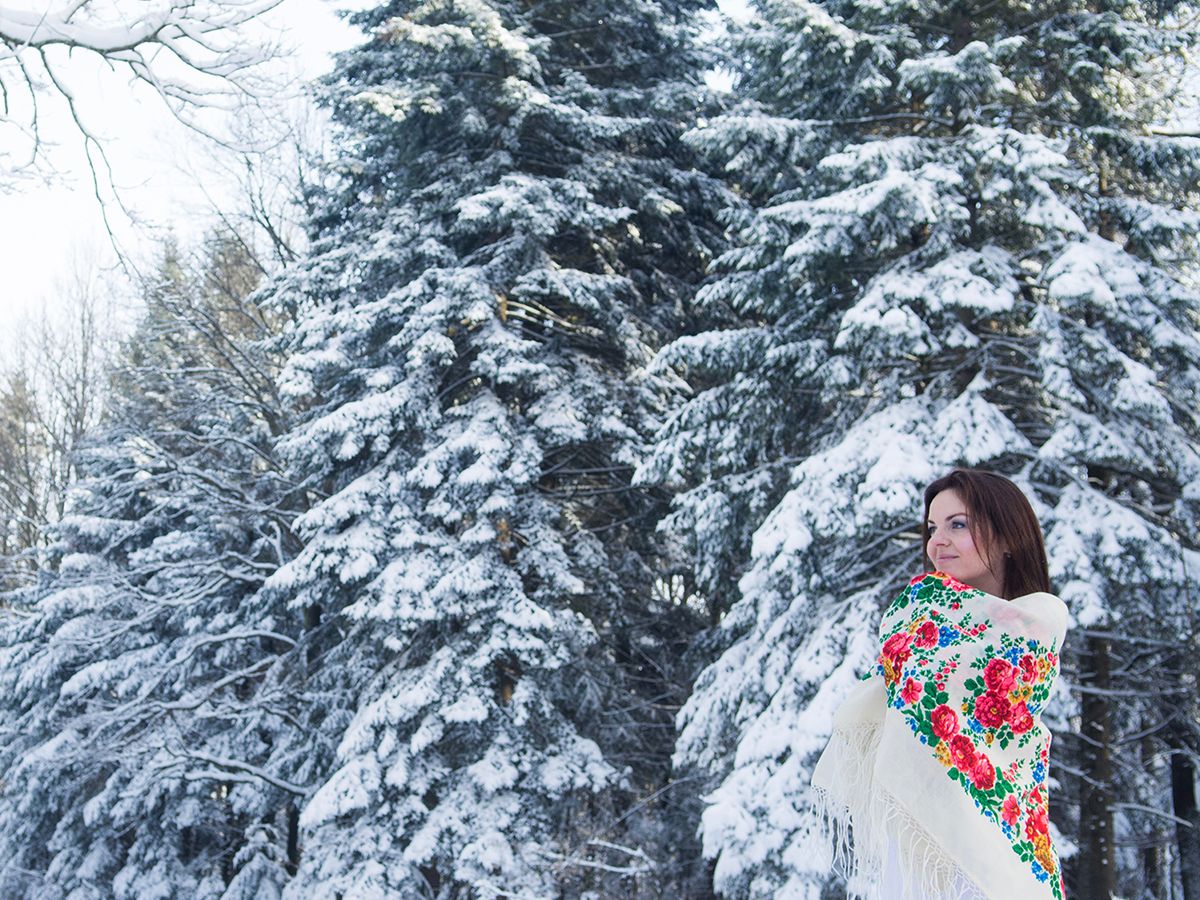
[922,468,1051,600]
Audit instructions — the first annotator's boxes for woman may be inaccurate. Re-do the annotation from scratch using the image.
[812,469,1069,900]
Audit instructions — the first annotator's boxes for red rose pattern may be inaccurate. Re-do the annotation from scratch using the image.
[983,658,1018,693]
[1025,804,1049,839]
[948,734,977,770]
[1002,794,1021,826]
[930,704,959,739]
[1008,701,1034,735]
[915,620,939,649]
[901,678,922,705]
[973,690,1011,729]
[881,631,912,664]
[970,754,996,791]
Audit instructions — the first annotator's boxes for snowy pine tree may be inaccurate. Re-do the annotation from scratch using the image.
[262,0,727,895]
[641,1,1200,895]
[0,238,306,898]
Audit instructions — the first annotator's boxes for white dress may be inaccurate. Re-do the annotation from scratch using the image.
[880,836,977,900]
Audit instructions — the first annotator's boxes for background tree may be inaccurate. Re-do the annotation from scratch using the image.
[262,0,728,895]
[641,0,1200,896]
[0,370,49,567]
[0,261,116,587]
[0,233,307,897]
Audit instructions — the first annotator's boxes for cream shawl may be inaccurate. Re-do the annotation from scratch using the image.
[812,571,1069,900]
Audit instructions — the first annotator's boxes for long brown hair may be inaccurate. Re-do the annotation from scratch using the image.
[922,469,1051,600]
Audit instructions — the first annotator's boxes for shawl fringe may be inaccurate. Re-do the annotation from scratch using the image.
[812,721,988,900]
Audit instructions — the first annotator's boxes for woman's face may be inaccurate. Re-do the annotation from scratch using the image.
[926,489,1005,596]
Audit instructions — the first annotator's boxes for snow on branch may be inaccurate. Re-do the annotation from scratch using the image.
[0,0,287,189]
[537,839,656,876]
[177,749,308,795]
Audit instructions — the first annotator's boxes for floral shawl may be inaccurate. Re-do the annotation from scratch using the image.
[812,572,1069,900]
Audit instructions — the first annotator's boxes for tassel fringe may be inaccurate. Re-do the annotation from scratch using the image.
[811,722,989,900]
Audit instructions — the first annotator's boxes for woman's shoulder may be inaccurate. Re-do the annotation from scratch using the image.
[888,573,1068,645]
[1008,590,1069,643]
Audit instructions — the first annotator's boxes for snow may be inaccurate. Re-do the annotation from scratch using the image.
[444,694,490,724]
[301,757,381,828]
[898,40,1017,106]
[837,298,932,349]
[468,753,520,793]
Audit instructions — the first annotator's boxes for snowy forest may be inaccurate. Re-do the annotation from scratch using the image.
[1,0,1199,897]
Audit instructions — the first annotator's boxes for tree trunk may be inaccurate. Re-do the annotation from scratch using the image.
[1172,733,1200,900]
[286,801,301,876]
[1143,722,1165,900]
[1078,633,1116,898]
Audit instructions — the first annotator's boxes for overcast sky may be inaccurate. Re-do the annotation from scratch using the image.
[0,0,749,340]
[0,0,359,336]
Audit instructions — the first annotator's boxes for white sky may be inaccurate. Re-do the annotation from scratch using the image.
[0,0,361,335]
[0,0,750,339]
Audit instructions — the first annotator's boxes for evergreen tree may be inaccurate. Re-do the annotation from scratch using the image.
[642,1,1200,896]
[0,283,112,587]
[0,371,49,567]
[264,0,726,895]
[0,238,305,898]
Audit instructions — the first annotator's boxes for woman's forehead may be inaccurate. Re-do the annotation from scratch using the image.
[928,490,968,520]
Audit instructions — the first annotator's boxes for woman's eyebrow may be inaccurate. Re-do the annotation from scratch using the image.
[927,512,969,524]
